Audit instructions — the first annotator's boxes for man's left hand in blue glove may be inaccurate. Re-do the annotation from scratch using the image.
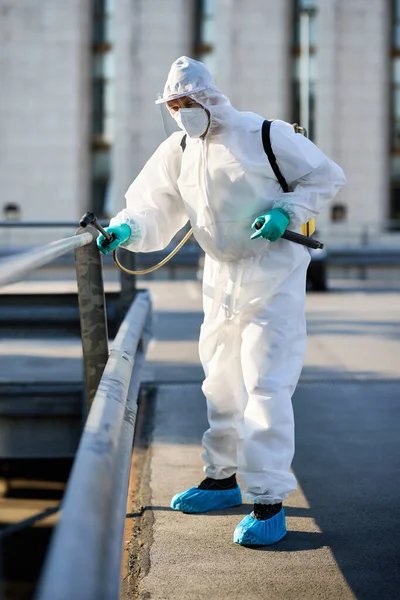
[96,223,132,255]
[250,208,290,241]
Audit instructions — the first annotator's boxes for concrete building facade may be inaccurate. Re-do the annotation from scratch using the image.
[0,0,91,243]
[0,0,396,246]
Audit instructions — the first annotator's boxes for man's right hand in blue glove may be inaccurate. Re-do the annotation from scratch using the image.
[96,223,132,255]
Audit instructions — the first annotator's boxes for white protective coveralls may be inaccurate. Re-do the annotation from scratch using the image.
[111,56,346,504]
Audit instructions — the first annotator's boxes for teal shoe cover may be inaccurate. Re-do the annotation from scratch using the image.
[233,508,287,546]
[171,485,242,513]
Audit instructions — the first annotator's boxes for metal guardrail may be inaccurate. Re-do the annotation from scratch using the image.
[2,241,400,273]
[327,246,400,267]
[0,222,153,598]
[35,291,152,600]
[0,232,93,287]
[0,226,110,407]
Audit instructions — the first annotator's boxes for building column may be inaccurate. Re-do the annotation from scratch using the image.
[317,0,390,233]
[112,0,195,216]
[214,0,292,120]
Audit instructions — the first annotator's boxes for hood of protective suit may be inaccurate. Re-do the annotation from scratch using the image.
[156,56,235,134]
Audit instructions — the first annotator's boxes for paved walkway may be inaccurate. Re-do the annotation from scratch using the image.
[127,281,400,600]
[144,280,400,382]
[1,279,399,384]
[1,280,400,598]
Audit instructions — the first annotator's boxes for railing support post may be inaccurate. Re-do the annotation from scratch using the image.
[75,226,109,412]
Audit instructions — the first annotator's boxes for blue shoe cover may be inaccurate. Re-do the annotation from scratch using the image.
[171,485,242,513]
[233,508,287,546]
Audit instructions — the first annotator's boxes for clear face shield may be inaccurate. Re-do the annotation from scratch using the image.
[158,101,181,137]
[155,91,208,138]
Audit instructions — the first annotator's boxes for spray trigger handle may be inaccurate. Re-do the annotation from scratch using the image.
[101,232,117,249]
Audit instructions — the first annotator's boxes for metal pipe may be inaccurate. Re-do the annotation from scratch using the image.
[104,308,151,595]
[0,232,93,288]
[103,353,144,597]
[74,226,109,412]
[103,347,149,596]
[35,291,152,600]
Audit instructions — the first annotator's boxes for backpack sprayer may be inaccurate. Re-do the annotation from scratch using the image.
[79,211,324,277]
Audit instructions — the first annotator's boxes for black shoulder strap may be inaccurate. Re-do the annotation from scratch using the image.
[261,120,289,193]
[180,134,187,152]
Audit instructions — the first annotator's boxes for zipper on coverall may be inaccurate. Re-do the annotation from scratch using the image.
[200,137,243,320]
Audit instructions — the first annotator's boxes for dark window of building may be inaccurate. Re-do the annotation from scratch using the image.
[331,203,347,222]
[292,0,317,141]
[193,0,215,72]
[91,0,114,217]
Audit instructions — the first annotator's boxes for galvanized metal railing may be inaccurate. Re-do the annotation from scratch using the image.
[35,290,151,600]
[0,224,152,599]
[0,226,109,408]
[0,232,93,288]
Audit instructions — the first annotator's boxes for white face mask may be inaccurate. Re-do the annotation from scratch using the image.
[174,107,209,138]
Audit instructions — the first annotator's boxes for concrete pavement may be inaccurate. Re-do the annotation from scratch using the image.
[1,279,399,384]
[125,281,400,600]
[143,280,400,383]
[1,279,399,598]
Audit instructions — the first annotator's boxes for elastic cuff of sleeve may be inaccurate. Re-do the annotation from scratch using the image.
[125,217,143,243]
[272,201,298,226]
[110,212,145,251]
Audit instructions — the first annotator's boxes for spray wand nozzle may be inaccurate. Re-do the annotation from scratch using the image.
[79,212,116,249]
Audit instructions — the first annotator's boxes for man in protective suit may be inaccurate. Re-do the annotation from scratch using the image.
[98,56,346,546]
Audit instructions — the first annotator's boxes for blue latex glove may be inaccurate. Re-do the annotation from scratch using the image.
[96,223,132,255]
[250,208,290,241]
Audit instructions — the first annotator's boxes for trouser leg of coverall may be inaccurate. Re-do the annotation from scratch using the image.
[238,290,307,504]
[200,311,247,480]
